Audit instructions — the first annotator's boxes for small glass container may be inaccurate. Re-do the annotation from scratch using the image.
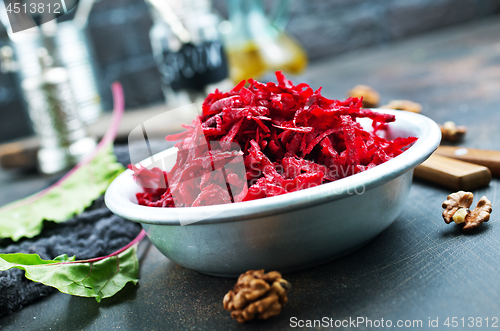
[21,48,95,174]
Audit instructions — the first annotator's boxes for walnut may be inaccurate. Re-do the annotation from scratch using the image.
[380,99,422,113]
[439,121,467,142]
[442,191,492,231]
[464,197,493,230]
[223,270,291,323]
[347,85,380,108]
[442,191,473,224]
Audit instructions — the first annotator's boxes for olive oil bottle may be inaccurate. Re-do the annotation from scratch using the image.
[223,0,307,83]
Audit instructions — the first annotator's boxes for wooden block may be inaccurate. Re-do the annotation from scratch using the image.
[0,137,38,170]
[414,154,491,190]
[434,146,500,177]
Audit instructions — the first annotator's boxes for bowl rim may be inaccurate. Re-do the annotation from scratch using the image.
[105,109,441,225]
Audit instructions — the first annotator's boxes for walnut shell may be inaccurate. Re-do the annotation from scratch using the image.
[223,270,290,323]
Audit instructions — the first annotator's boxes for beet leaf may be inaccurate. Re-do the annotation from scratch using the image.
[0,83,125,241]
[0,230,146,302]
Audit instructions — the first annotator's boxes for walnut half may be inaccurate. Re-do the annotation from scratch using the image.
[442,191,492,231]
[439,121,467,142]
[223,270,291,323]
[347,85,380,108]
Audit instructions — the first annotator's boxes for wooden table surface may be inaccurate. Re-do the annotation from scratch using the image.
[1,16,500,330]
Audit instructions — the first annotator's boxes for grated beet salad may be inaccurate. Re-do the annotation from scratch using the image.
[130,72,417,208]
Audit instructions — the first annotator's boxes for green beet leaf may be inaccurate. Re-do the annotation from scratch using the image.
[0,240,141,302]
[0,145,124,241]
[0,83,125,241]
[0,83,141,303]
[0,146,124,241]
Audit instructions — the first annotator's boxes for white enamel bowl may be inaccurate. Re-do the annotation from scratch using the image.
[105,109,441,277]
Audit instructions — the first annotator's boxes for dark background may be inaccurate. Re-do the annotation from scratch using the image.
[1,0,500,142]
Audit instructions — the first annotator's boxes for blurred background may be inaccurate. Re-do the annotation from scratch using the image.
[0,0,499,173]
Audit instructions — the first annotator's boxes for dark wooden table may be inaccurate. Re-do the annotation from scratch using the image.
[2,16,500,330]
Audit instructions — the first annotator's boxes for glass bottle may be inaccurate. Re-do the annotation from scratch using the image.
[223,0,308,83]
[146,0,232,108]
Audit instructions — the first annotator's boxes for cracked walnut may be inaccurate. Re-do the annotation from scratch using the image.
[442,191,492,231]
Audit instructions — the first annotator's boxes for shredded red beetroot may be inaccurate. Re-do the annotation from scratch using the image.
[131,72,417,207]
